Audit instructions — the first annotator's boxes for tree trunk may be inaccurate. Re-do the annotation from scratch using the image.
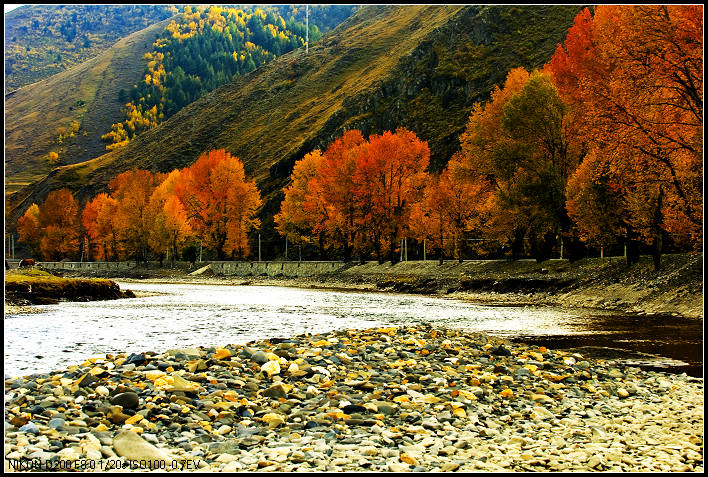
[455,229,463,263]
[651,188,665,271]
[439,227,444,266]
[318,234,327,261]
[625,228,641,266]
[511,227,526,261]
[389,233,398,265]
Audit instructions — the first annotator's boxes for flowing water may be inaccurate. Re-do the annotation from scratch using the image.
[4,282,702,378]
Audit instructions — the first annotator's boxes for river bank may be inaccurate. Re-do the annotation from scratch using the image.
[4,269,135,310]
[68,253,703,319]
[4,326,703,472]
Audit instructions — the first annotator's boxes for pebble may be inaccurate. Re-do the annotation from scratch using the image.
[3,326,703,473]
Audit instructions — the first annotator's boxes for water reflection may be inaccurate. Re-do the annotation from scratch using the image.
[4,283,702,378]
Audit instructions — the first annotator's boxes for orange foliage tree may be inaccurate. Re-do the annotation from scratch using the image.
[36,189,81,261]
[82,193,121,261]
[17,203,42,257]
[311,130,367,261]
[274,150,330,257]
[353,128,430,263]
[109,169,165,262]
[145,169,193,264]
[546,5,703,267]
[411,153,494,263]
[459,67,578,261]
[176,149,262,259]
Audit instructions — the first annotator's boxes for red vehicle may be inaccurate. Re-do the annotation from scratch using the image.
[19,258,35,268]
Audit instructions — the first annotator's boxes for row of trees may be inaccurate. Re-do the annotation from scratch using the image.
[18,150,262,262]
[17,6,701,269]
[275,129,433,264]
[275,6,702,268]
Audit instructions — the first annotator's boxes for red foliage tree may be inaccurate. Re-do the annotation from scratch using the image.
[311,129,367,261]
[145,169,193,264]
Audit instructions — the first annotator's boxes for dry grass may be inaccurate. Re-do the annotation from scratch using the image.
[4,268,127,305]
[5,268,112,286]
[4,19,171,199]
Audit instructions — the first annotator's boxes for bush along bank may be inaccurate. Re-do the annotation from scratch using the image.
[4,326,703,472]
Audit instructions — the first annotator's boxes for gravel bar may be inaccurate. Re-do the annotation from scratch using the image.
[4,326,704,472]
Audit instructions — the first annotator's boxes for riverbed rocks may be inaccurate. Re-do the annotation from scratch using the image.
[4,326,704,472]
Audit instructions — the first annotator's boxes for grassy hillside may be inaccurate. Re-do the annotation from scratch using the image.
[4,19,172,196]
[4,5,176,92]
[6,5,581,253]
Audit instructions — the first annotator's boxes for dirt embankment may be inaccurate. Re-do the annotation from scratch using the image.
[315,254,703,319]
[4,270,135,307]
[53,254,702,319]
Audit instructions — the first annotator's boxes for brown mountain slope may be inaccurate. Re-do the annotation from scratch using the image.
[6,5,581,251]
[4,18,172,195]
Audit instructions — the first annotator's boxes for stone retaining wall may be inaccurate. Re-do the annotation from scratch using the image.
[209,261,348,277]
[39,261,141,271]
[37,260,350,278]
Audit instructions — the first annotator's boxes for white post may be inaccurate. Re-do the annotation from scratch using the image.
[423,239,426,261]
[405,238,408,262]
[600,246,604,259]
[400,239,403,262]
[559,238,563,260]
[12,234,15,259]
[285,238,288,260]
[199,241,202,263]
[258,234,261,262]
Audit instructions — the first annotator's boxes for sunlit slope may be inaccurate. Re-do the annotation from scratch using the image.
[4,19,172,195]
[7,5,581,230]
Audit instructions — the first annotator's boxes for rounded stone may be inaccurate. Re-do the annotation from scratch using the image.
[251,351,268,364]
[110,392,140,409]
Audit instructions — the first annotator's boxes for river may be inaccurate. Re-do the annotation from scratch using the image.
[4,282,702,378]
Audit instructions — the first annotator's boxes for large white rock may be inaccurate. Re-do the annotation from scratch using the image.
[113,430,173,469]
